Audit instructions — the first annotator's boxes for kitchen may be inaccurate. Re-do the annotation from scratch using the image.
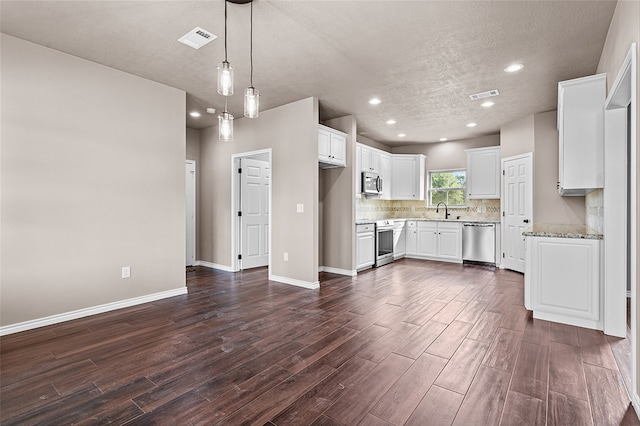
[1,0,639,424]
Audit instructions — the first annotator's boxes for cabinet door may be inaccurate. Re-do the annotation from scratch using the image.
[379,154,392,200]
[406,226,418,255]
[438,226,461,260]
[417,222,438,257]
[361,146,373,172]
[391,156,417,199]
[330,132,346,167]
[356,233,375,269]
[318,127,331,163]
[393,226,406,258]
[466,147,500,199]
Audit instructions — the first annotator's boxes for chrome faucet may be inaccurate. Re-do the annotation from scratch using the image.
[436,202,450,219]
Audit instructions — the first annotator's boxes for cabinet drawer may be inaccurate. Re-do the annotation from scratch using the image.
[418,221,437,230]
[393,221,406,230]
[406,221,417,228]
[437,221,462,230]
[357,224,375,233]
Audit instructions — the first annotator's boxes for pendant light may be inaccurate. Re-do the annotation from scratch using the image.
[217,0,233,96]
[244,0,259,118]
[219,98,234,141]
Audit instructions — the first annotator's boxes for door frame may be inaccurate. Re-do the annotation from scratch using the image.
[500,152,533,272]
[231,148,272,272]
[185,160,196,267]
[603,43,637,409]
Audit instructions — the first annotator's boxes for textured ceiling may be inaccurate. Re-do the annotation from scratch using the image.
[0,0,617,146]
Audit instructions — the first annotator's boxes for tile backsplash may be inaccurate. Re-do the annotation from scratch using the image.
[356,198,501,221]
[585,189,604,233]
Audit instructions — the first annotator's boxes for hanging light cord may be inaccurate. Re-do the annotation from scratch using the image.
[250,0,253,87]
[224,0,228,62]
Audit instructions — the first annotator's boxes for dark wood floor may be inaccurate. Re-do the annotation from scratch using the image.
[1,259,638,425]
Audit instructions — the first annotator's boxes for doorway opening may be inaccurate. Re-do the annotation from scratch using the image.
[603,43,637,409]
[232,149,272,272]
[186,160,196,268]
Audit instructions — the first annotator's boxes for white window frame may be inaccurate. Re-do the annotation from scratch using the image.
[428,169,467,207]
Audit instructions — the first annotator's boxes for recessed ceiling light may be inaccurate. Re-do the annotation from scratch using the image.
[504,63,524,73]
[481,101,495,108]
[386,119,397,125]
[190,111,201,118]
[369,98,382,105]
[439,137,448,142]
[466,122,477,127]
[206,107,216,114]
[398,133,406,137]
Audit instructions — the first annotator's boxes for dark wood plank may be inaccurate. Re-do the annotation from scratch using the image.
[578,327,618,370]
[583,363,634,426]
[434,338,489,394]
[357,413,393,425]
[452,365,511,426]
[500,391,545,426]
[466,311,504,343]
[324,353,413,425]
[405,385,464,426]
[393,320,447,359]
[426,320,473,359]
[481,328,523,372]
[358,321,419,363]
[548,390,593,426]
[510,341,549,401]
[401,300,447,326]
[522,317,551,346]
[431,300,468,325]
[549,321,580,346]
[370,353,448,425]
[548,341,589,401]
[455,300,489,323]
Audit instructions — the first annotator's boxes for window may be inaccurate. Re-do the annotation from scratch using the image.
[429,170,466,206]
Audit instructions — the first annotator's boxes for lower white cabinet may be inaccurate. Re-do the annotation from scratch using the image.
[356,224,375,271]
[406,221,418,255]
[393,221,406,259]
[525,236,602,330]
[408,221,462,263]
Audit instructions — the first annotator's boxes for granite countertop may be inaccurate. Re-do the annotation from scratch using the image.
[522,223,603,240]
[356,218,500,224]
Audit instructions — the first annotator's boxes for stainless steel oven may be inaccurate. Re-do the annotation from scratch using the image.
[376,220,394,267]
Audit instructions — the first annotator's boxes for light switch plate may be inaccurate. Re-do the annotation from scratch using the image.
[122,266,131,279]
[284,252,289,261]
[296,204,304,213]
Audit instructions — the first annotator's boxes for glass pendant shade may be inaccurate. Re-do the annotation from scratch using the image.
[218,111,234,141]
[217,61,234,96]
[244,87,259,118]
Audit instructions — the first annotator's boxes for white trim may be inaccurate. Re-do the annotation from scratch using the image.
[320,266,357,276]
[0,287,188,336]
[196,260,234,272]
[404,255,462,264]
[232,149,273,273]
[269,273,320,289]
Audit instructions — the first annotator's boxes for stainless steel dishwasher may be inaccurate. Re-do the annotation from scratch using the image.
[462,223,496,264]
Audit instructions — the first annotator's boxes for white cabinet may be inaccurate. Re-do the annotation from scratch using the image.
[525,236,602,330]
[466,147,500,199]
[360,145,381,173]
[407,221,462,263]
[393,221,406,259]
[406,221,418,255]
[356,224,376,271]
[379,153,392,200]
[391,154,426,200]
[557,74,605,195]
[318,125,347,168]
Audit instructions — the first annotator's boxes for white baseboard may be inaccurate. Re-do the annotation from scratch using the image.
[0,287,188,336]
[269,274,320,289]
[319,266,357,277]
[196,260,235,272]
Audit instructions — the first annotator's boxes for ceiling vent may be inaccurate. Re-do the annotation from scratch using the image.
[178,27,217,49]
[469,89,500,100]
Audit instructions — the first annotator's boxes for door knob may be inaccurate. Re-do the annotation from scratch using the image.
[523,219,529,223]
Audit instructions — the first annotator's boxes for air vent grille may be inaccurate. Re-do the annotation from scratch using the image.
[178,27,217,50]
[469,89,500,100]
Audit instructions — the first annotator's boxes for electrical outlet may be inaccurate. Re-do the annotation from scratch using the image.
[296,203,304,213]
[121,266,131,279]
[284,252,289,261]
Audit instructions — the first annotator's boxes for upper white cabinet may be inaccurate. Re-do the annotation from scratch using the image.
[391,154,426,200]
[318,125,347,168]
[361,145,381,173]
[557,74,606,196]
[379,153,392,200]
[465,146,500,199]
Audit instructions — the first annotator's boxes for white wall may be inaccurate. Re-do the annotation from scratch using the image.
[0,34,186,327]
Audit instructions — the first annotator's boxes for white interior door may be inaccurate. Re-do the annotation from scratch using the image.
[240,158,269,269]
[185,160,196,267]
[502,153,533,273]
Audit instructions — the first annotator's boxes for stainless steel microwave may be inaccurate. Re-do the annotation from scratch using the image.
[362,172,382,195]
